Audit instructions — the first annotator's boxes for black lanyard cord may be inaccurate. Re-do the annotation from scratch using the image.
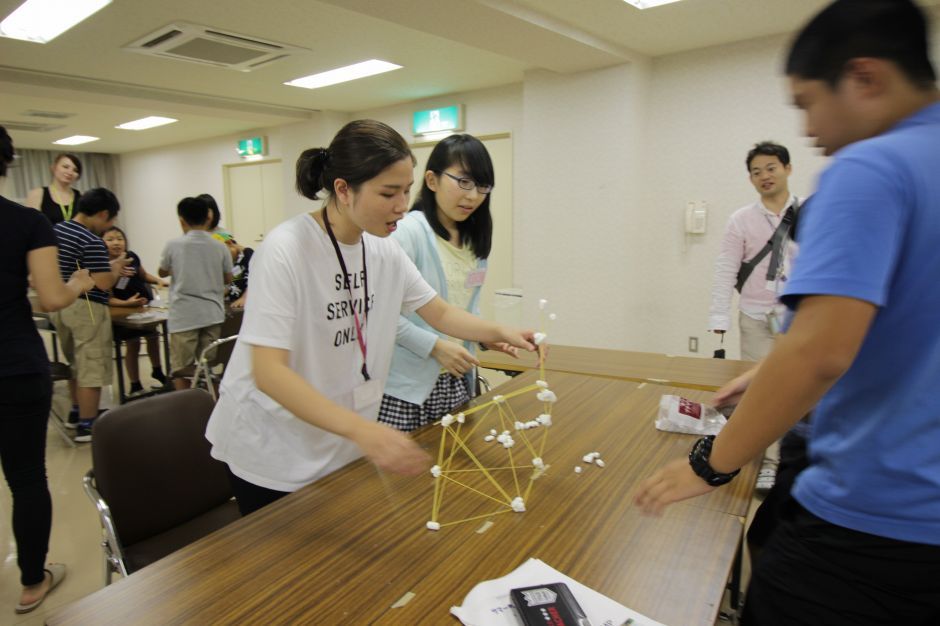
[322,206,370,381]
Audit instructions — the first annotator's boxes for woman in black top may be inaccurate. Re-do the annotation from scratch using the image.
[0,127,94,612]
[102,226,168,392]
[25,153,82,225]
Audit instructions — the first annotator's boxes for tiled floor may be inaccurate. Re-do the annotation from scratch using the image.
[0,365,759,624]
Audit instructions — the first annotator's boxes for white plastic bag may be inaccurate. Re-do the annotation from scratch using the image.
[655,395,727,436]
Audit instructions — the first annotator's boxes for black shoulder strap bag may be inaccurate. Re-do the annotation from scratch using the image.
[734,198,801,293]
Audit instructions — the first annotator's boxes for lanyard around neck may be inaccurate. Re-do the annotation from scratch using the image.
[49,186,73,221]
[322,207,370,381]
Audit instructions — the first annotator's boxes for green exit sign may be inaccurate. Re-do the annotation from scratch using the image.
[236,136,266,157]
[413,105,463,136]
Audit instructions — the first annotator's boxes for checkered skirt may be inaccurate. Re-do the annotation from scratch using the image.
[378,373,470,432]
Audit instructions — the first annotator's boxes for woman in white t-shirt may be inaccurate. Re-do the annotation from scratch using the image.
[380,134,517,432]
[206,120,537,516]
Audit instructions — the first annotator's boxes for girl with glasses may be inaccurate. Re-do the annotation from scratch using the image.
[379,134,516,432]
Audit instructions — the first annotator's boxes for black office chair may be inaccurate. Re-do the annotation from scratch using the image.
[83,389,240,584]
[34,314,76,448]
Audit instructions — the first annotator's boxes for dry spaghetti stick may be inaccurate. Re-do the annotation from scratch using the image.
[76,261,95,323]
[439,508,513,528]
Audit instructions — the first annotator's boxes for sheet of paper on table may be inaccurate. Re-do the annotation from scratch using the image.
[450,557,666,626]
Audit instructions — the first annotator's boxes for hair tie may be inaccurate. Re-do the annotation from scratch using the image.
[315,148,331,168]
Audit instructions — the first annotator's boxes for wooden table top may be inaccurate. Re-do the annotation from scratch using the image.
[480,344,753,391]
[48,371,756,626]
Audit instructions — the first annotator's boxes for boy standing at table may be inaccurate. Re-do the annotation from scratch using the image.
[51,188,129,442]
[636,1,940,624]
[159,197,232,390]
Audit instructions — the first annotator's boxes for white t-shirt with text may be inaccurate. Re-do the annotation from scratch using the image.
[206,213,436,492]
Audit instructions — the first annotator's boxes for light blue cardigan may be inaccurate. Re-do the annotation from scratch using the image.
[385,211,487,405]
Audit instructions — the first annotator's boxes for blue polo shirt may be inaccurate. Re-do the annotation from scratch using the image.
[781,101,940,545]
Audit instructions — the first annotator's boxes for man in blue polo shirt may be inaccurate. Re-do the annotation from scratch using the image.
[635,1,940,623]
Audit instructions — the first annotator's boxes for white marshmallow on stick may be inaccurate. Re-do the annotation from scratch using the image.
[440,414,455,427]
[538,299,548,310]
[533,332,547,346]
[536,380,549,389]
[511,496,526,512]
[537,389,557,403]
[426,521,441,531]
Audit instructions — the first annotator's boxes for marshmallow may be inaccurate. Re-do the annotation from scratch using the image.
[430,465,442,478]
[511,496,526,512]
[440,414,455,427]
[538,299,548,310]
[536,414,553,427]
[502,439,515,449]
[484,435,495,442]
[490,429,498,436]
[525,420,539,429]
[456,412,465,424]
[532,457,544,469]
[536,379,549,389]
[574,466,583,474]
[514,421,525,431]
[549,313,557,321]
[493,395,506,404]
[426,521,441,531]
[537,390,557,403]
[533,332,547,345]
[582,454,594,464]
[596,459,606,468]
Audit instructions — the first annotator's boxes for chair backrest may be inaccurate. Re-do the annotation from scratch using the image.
[203,309,243,367]
[91,389,232,547]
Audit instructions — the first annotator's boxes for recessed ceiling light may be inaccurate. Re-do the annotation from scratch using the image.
[53,135,99,146]
[285,59,402,90]
[622,0,683,8]
[115,116,178,131]
[0,0,112,44]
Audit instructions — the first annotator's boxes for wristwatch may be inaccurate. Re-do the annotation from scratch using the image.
[688,436,740,486]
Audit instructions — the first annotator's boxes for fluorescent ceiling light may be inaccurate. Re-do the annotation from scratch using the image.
[0,0,111,44]
[53,135,99,146]
[115,116,178,131]
[285,59,402,90]
[623,0,683,8]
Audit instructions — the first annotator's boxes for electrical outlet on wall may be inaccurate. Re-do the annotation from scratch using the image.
[688,336,699,352]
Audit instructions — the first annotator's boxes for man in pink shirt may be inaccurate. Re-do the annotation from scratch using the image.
[709,142,800,361]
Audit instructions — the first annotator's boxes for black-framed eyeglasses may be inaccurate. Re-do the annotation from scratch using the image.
[440,171,493,194]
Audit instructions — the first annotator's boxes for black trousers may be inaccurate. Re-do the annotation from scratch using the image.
[226,467,290,517]
[0,373,53,586]
[746,430,809,550]
[742,498,940,626]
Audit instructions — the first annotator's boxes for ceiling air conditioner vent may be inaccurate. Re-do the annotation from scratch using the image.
[124,22,307,72]
[0,120,65,133]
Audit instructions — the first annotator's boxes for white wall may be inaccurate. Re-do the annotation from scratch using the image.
[117,10,940,359]
[636,33,831,358]
[117,112,345,269]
